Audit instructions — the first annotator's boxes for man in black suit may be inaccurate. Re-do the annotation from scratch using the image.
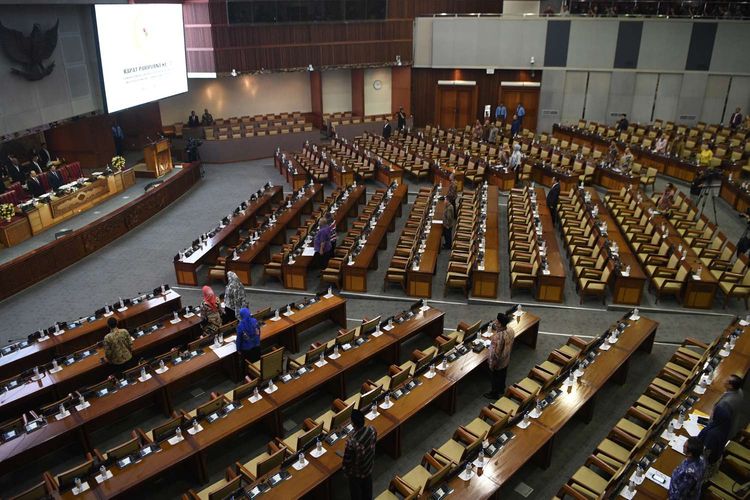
[546,177,561,225]
[27,170,45,197]
[38,144,52,167]
[48,165,64,190]
[397,107,406,131]
[187,110,200,127]
[6,155,24,183]
[382,119,392,140]
[27,155,44,176]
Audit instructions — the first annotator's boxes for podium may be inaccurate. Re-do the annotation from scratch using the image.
[139,139,173,178]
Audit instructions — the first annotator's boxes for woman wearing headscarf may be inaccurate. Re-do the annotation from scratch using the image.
[509,143,522,185]
[236,307,261,364]
[200,285,222,336]
[223,271,247,322]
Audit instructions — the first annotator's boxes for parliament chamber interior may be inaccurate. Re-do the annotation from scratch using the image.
[1,1,750,499]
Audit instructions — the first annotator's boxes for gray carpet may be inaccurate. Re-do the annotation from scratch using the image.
[0,157,747,499]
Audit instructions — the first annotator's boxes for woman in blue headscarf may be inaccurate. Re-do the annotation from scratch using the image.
[236,307,260,364]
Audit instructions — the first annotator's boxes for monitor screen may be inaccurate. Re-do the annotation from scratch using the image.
[94,4,188,113]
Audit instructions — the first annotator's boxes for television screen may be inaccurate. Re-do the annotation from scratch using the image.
[94,4,188,113]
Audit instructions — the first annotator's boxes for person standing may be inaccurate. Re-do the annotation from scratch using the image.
[495,103,507,124]
[547,177,561,225]
[27,155,43,176]
[382,119,392,140]
[698,403,732,480]
[235,307,261,364]
[616,113,629,132]
[223,271,247,322]
[698,143,713,167]
[6,156,24,183]
[668,437,706,500]
[343,409,377,500]
[201,108,214,126]
[516,103,526,125]
[510,114,521,137]
[472,119,483,140]
[314,214,335,269]
[446,173,457,210]
[729,107,743,130]
[714,374,744,440]
[509,143,523,184]
[397,107,406,131]
[200,285,223,336]
[38,143,52,167]
[670,134,686,158]
[187,110,200,127]
[26,171,45,197]
[102,317,134,369]
[442,197,455,250]
[48,165,64,190]
[112,122,125,156]
[484,313,515,400]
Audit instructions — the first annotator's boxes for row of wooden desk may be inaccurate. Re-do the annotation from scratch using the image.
[719,175,750,214]
[273,153,309,191]
[41,301,446,498]
[533,188,567,302]
[228,184,323,285]
[0,290,182,382]
[281,185,366,290]
[342,183,408,293]
[443,314,658,499]
[173,185,283,286]
[333,138,405,187]
[472,185,501,299]
[405,189,444,298]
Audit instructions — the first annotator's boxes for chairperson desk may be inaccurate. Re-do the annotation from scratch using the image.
[0,295,348,474]
[0,162,202,303]
[552,125,703,183]
[71,305,444,497]
[0,313,204,420]
[343,182,408,292]
[720,175,750,214]
[534,188,567,303]
[472,185,501,299]
[406,201,444,298]
[638,193,719,309]
[444,315,658,498]
[632,319,750,499]
[227,184,323,286]
[173,186,283,285]
[585,188,647,305]
[176,129,321,163]
[0,290,181,381]
[282,185,366,291]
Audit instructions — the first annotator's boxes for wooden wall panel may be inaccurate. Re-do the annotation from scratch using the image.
[351,69,365,116]
[310,70,323,128]
[391,66,412,114]
[411,68,541,127]
[44,114,115,169]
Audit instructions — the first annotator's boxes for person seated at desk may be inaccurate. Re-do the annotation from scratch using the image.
[653,131,668,154]
[48,165,64,191]
[619,147,634,169]
[102,317,134,369]
[26,170,45,197]
[657,183,676,212]
[607,140,620,163]
[235,307,260,364]
[187,110,200,127]
[698,143,714,167]
[201,108,214,126]
[668,437,705,500]
[670,134,685,158]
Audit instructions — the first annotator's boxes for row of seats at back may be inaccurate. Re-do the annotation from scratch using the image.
[558,333,732,499]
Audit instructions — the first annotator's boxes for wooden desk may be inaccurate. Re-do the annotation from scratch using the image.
[173,186,283,285]
[472,186,501,298]
[486,165,515,191]
[532,162,578,192]
[584,188,647,305]
[343,183,408,292]
[334,138,404,187]
[406,200,444,298]
[227,184,322,286]
[0,290,181,381]
[720,176,750,214]
[0,215,32,247]
[282,185,366,291]
[594,166,640,191]
[274,153,309,191]
[534,188,566,303]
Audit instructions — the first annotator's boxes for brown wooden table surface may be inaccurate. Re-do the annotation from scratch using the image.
[406,195,444,298]
[0,290,181,381]
[472,185,501,299]
[533,188,566,303]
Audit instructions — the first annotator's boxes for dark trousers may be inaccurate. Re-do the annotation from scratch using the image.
[113,136,123,156]
[443,227,452,249]
[223,308,236,323]
[490,366,508,397]
[348,476,373,500]
[241,346,261,364]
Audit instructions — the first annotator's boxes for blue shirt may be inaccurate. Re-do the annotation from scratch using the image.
[516,105,526,118]
[236,317,259,351]
[668,457,705,500]
[495,105,507,119]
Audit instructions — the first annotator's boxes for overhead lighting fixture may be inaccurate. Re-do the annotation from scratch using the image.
[307,64,314,72]
[231,69,238,77]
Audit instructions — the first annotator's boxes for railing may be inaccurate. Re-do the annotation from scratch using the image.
[428,2,750,19]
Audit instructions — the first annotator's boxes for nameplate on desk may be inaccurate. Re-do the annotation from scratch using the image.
[323,292,334,299]
[431,485,453,500]
[103,311,114,317]
[371,330,383,337]
[247,483,271,499]
[249,393,263,403]
[117,456,133,468]
[170,318,181,324]
[75,401,91,411]
[283,310,295,317]
[25,420,44,433]
[117,307,128,313]
[341,343,352,351]
[280,373,293,383]
[542,269,551,275]
[55,410,71,421]
[206,412,220,424]
[53,329,65,336]
[295,367,308,378]
[95,470,113,484]
[155,366,169,374]
[268,470,291,486]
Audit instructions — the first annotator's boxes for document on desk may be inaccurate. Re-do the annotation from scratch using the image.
[302,246,316,256]
[211,343,237,359]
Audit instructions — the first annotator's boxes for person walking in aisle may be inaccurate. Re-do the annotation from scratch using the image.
[223,271,247,322]
[484,313,515,399]
[235,307,261,364]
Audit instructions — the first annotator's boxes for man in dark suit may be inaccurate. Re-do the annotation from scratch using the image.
[38,144,52,166]
[48,165,64,190]
[382,119,392,140]
[397,107,406,131]
[187,110,200,127]
[6,155,24,183]
[27,155,44,176]
[730,107,743,130]
[546,177,561,225]
[27,170,45,197]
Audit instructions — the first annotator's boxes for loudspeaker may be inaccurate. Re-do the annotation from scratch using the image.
[55,229,73,239]
[144,180,164,192]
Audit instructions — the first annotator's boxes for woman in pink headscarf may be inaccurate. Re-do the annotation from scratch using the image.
[200,285,222,335]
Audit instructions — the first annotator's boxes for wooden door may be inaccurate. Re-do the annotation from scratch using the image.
[436,85,477,130]
[500,87,540,132]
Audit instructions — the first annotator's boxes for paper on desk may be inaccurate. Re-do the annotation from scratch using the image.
[38,335,50,342]
[210,342,236,359]
[75,401,91,411]
[302,247,316,256]
[542,269,551,275]
[619,485,636,499]
[155,366,169,374]
[117,307,128,313]
[55,410,71,421]
[645,467,671,490]
[383,324,394,332]
[669,434,688,454]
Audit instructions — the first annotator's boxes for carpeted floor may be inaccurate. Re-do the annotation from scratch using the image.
[0,156,747,498]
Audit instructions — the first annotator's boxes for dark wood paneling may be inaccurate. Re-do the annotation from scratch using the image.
[0,162,202,302]
[411,68,541,127]
[116,102,163,151]
[391,66,412,114]
[351,69,365,116]
[310,70,323,128]
[44,114,115,169]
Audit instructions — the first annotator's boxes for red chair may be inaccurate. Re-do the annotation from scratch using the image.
[10,182,29,202]
[67,162,82,179]
[59,168,70,183]
[40,174,50,192]
[0,190,18,205]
